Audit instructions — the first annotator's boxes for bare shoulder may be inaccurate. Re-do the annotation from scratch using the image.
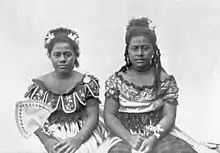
[73,70,84,81]
[160,70,170,82]
[35,72,53,82]
[73,70,84,77]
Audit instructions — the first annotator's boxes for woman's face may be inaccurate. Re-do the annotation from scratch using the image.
[128,35,154,70]
[50,42,76,74]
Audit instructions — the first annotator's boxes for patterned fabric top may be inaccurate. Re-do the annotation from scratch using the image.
[24,74,100,113]
[105,72,179,137]
[105,72,179,113]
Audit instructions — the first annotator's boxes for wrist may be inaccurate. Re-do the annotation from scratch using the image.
[74,133,86,144]
[35,128,49,140]
[152,124,164,139]
[124,133,133,145]
[150,135,158,143]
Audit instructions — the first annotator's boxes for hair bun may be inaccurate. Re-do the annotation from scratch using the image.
[127,17,152,30]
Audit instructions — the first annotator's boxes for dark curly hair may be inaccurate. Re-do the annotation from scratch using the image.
[44,27,80,68]
[119,17,164,92]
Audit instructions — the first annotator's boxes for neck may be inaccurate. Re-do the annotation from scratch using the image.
[54,70,74,79]
[131,64,152,74]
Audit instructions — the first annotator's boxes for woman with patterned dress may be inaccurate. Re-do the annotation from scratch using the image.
[96,17,219,153]
[15,27,106,153]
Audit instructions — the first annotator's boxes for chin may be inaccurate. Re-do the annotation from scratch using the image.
[135,63,147,68]
[134,64,151,71]
[56,69,71,74]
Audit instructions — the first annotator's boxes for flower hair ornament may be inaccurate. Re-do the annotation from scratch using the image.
[68,32,79,44]
[44,27,80,49]
[45,32,55,45]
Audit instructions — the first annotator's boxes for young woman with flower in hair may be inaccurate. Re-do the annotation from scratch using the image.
[15,27,107,153]
[97,17,219,153]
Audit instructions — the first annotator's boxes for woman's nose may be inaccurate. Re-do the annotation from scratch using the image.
[59,55,66,63]
[137,48,144,56]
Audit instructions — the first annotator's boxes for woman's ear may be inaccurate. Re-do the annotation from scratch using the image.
[47,52,51,58]
[74,59,79,68]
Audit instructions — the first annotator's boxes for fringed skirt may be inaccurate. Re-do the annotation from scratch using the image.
[42,110,108,153]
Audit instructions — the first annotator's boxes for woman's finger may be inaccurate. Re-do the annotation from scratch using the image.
[69,148,77,153]
[57,144,69,153]
[139,140,147,151]
[144,146,150,153]
[64,146,74,153]
[53,141,66,150]
[109,141,132,152]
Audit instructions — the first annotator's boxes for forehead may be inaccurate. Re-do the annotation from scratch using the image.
[52,42,73,51]
[129,36,153,46]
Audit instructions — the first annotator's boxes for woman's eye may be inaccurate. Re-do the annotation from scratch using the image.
[65,53,72,57]
[142,46,150,51]
[53,53,60,57]
[132,46,138,51]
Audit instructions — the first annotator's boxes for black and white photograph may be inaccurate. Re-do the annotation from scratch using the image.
[1,0,220,152]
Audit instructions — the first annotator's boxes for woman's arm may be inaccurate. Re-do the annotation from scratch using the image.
[34,128,59,143]
[104,98,132,142]
[139,100,177,152]
[139,74,178,152]
[104,73,144,150]
[104,98,144,149]
[34,127,60,153]
[34,128,50,142]
[156,102,177,139]
[155,71,178,139]
[74,98,100,144]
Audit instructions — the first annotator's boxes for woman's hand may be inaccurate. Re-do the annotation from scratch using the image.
[53,137,82,153]
[138,136,157,153]
[35,128,60,153]
[127,134,145,151]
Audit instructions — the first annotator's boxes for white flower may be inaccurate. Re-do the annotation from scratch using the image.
[65,96,72,102]
[39,89,44,96]
[45,32,55,44]
[156,124,164,132]
[68,33,79,42]
[83,76,91,84]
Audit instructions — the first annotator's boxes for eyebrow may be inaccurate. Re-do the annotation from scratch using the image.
[131,45,150,47]
[52,50,72,53]
[133,44,151,46]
